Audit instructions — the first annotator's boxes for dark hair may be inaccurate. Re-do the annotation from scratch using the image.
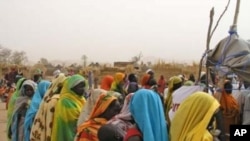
[128,73,138,83]
[189,74,195,82]
[173,82,182,91]
[224,81,233,94]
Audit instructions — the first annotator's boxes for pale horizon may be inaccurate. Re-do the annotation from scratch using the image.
[0,0,249,64]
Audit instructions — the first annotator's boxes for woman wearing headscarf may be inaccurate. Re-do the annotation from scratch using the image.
[7,77,26,140]
[76,93,121,141]
[126,89,168,141]
[10,80,36,141]
[100,75,114,91]
[99,93,135,141]
[168,80,204,121]
[30,73,67,141]
[51,74,88,141]
[110,72,126,95]
[170,92,220,141]
[158,75,166,95]
[24,80,51,141]
[215,80,239,140]
[164,76,182,124]
[77,89,107,126]
[141,73,151,89]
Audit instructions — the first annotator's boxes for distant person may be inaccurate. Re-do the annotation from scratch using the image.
[33,69,43,84]
[188,73,196,83]
[158,75,166,95]
[110,72,126,96]
[100,75,114,91]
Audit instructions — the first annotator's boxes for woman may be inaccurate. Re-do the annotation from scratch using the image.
[24,80,51,141]
[126,89,168,141]
[77,89,107,126]
[171,92,220,141]
[110,72,126,95]
[141,73,151,89]
[7,77,26,140]
[215,80,239,140]
[106,93,135,139]
[10,80,36,141]
[51,74,87,141]
[164,76,182,123]
[100,75,114,91]
[158,75,166,94]
[76,93,121,141]
[30,73,67,141]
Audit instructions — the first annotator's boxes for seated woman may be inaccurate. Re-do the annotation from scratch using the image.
[125,89,168,141]
[10,80,36,141]
[76,93,121,141]
[170,92,223,141]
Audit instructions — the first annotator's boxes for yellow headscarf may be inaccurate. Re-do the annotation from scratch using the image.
[171,92,220,141]
[165,76,182,122]
[110,72,125,92]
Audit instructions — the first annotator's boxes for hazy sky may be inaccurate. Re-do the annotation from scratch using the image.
[0,0,249,64]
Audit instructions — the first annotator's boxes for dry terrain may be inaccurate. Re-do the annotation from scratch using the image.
[0,101,7,141]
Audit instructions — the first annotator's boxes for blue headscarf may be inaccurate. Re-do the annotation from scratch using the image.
[129,89,169,141]
[11,80,36,141]
[24,80,51,141]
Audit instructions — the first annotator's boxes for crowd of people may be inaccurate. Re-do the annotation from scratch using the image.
[2,67,250,141]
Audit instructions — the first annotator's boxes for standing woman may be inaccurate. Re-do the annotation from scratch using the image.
[126,89,168,141]
[51,74,88,141]
[7,77,26,140]
[110,72,126,95]
[10,80,36,141]
[30,73,67,141]
[24,80,51,141]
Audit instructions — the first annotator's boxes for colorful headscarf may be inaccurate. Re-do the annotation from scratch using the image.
[110,72,125,93]
[141,73,151,89]
[77,89,107,126]
[76,93,117,141]
[130,89,168,141]
[100,75,114,91]
[170,92,220,141]
[164,76,182,122]
[108,93,135,137]
[30,74,67,141]
[6,77,26,140]
[11,80,36,141]
[51,74,87,141]
[24,80,51,141]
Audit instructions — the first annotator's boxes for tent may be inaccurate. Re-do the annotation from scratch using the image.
[207,27,250,82]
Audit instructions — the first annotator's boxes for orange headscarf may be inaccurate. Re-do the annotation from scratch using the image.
[100,75,114,91]
[76,93,117,141]
[141,73,151,89]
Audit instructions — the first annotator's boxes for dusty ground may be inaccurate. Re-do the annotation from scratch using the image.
[0,101,7,141]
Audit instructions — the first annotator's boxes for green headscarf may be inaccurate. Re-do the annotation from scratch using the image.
[6,77,26,140]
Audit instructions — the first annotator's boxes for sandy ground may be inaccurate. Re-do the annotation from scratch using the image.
[0,101,8,141]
